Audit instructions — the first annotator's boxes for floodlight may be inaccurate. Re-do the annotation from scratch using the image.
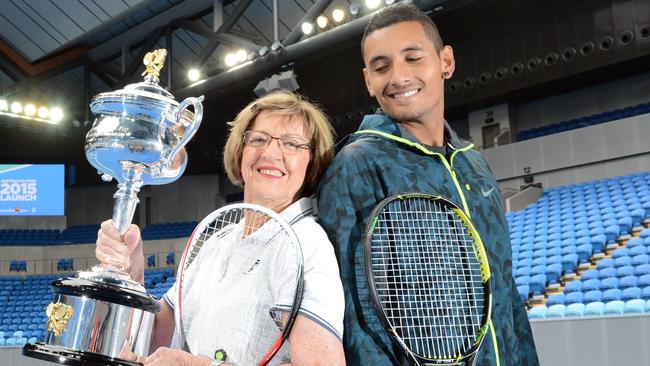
[50,107,63,123]
[10,102,22,114]
[332,8,346,23]
[366,0,381,9]
[317,15,329,29]
[24,103,36,116]
[187,68,200,82]
[235,49,248,62]
[224,53,238,67]
[301,22,314,35]
[38,106,49,118]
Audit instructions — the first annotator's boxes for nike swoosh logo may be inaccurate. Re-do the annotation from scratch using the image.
[482,187,495,197]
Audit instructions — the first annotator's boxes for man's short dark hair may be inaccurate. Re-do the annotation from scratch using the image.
[361,3,444,58]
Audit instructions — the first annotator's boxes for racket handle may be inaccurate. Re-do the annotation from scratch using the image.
[112,168,143,234]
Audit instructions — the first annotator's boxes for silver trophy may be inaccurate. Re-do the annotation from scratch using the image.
[24,49,204,365]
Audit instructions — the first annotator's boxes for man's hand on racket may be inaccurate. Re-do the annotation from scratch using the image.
[95,219,145,284]
[142,347,212,366]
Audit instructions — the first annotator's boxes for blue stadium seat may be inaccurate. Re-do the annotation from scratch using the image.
[639,274,650,288]
[633,254,650,266]
[599,267,617,279]
[546,304,566,318]
[624,299,646,314]
[581,269,599,281]
[575,244,593,263]
[530,265,546,276]
[614,256,632,268]
[528,307,547,319]
[561,253,578,272]
[619,275,639,289]
[529,274,547,294]
[621,287,642,301]
[147,255,156,268]
[602,289,622,302]
[604,225,620,242]
[583,290,603,303]
[630,246,647,256]
[600,277,619,290]
[565,303,585,317]
[515,275,530,287]
[596,258,615,270]
[545,263,563,284]
[618,265,636,278]
[604,300,625,315]
[166,252,175,265]
[546,294,565,306]
[564,281,582,294]
[636,264,650,276]
[591,235,607,252]
[531,257,546,267]
[612,247,630,258]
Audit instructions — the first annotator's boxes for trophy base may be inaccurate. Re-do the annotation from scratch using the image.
[23,343,142,366]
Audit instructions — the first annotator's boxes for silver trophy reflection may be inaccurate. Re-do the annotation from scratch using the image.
[24,49,204,365]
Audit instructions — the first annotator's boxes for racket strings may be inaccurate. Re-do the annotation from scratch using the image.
[370,198,486,360]
[179,207,301,365]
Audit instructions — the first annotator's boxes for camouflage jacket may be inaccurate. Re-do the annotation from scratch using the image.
[317,113,539,366]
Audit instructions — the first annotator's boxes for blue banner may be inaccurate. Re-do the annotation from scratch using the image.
[0,164,65,216]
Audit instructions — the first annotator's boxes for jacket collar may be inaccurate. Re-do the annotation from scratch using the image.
[349,110,471,151]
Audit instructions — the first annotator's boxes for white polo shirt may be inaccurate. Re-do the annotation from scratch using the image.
[163,198,344,363]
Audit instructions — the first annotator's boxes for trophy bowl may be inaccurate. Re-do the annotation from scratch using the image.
[23,49,204,365]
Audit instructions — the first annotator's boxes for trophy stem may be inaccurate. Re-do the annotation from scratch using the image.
[112,168,143,234]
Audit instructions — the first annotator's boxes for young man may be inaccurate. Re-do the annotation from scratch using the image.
[317,4,539,366]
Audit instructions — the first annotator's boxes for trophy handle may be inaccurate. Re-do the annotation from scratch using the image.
[162,96,204,173]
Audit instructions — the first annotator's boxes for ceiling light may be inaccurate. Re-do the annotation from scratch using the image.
[365,0,381,9]
[259,46,269,56]
[271,41,283,52]
[50,107,63,123]
[349,3,361,17]
[37,106,49,119]
[224,53,238,67]
[10,102,22,114]
[332,8,346,23]
[187,68,200,82]
[235,49,248,62]
[24,103,36,116]
[301,22,314,35]
[316,15,329,29]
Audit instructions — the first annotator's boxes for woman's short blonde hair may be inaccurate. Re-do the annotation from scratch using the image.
[223,90,335,197]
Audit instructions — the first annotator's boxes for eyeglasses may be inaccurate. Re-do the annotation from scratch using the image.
[243,130,312,155]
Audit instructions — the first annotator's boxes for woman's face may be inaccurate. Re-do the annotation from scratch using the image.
[241,110,311,212]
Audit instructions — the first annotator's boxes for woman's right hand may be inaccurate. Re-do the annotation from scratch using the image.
[95,220,145,284]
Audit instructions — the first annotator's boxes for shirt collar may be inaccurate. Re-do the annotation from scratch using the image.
[279,197,314,224]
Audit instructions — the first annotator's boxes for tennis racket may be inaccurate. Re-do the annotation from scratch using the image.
[176,203,304,366]
[364,193,492,366]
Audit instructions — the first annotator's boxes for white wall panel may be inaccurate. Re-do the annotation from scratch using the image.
[530,314,650,366]
[485,114,650,191]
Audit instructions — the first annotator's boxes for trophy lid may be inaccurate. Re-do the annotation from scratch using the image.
[90,49,181,112]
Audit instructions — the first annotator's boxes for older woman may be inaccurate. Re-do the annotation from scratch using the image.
[96,91,345,366]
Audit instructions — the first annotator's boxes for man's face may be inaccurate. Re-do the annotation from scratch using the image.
[362,21,454,124]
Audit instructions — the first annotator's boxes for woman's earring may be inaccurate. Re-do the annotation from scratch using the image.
[442,71,450,79]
